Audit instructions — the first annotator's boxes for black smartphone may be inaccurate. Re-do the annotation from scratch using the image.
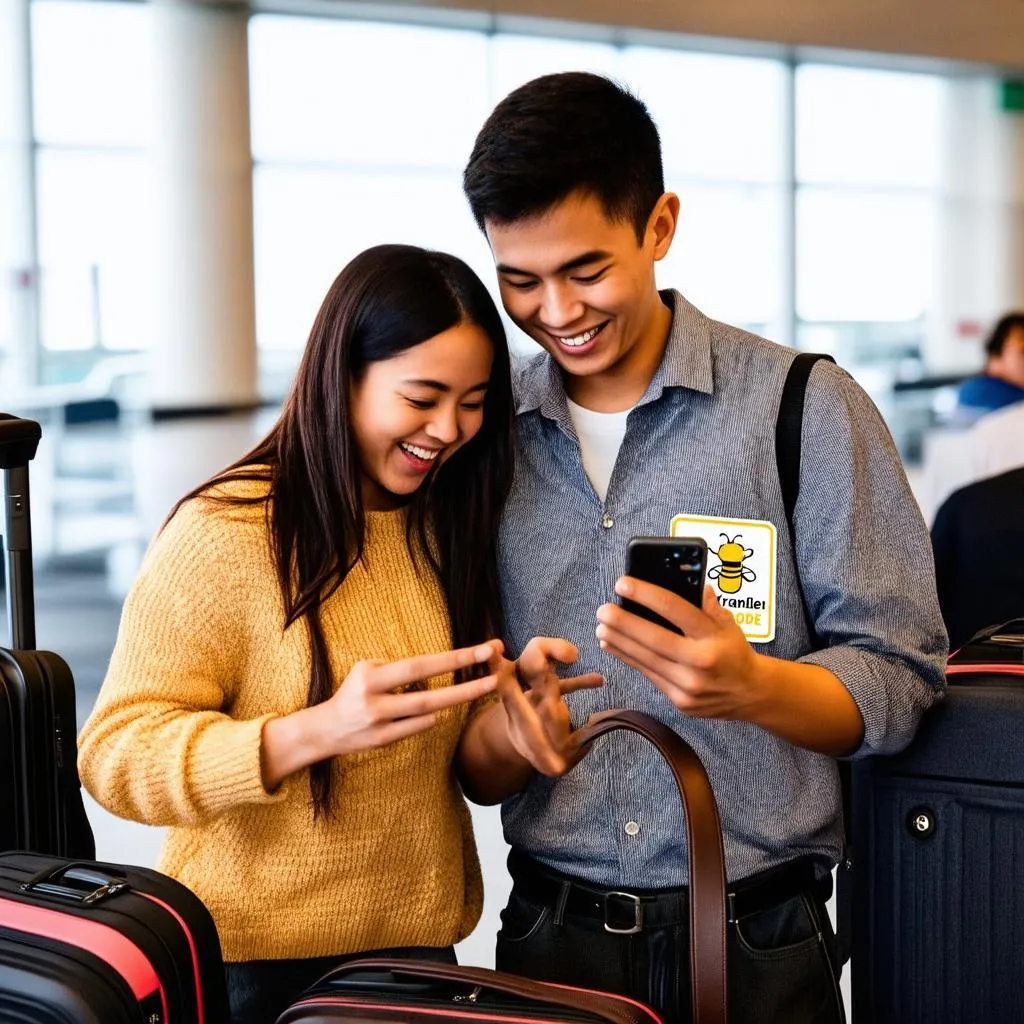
[621,536,708,635]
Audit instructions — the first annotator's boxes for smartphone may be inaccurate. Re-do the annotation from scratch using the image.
[621,536,708,635]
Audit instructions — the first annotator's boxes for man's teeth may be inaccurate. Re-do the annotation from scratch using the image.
[557,325,603,348]
[400,443,440,461]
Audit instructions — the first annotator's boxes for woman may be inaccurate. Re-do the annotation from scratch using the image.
[78,244,597,1024]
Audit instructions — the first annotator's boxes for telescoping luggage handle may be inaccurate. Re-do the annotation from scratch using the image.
[338,710,728,1024]
[0,413,42,650]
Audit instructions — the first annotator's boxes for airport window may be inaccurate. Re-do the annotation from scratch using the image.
[250,20,789,352]
[29,0,153,380]
[9,0,1007,468]
[794,64,944,371]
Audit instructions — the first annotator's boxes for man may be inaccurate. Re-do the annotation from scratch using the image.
[955,311,1024,420]
[461,72,947,1024]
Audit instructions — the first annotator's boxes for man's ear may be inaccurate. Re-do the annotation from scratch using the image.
[647,192,680,262]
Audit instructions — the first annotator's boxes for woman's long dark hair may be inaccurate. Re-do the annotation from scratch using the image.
[170,244,514,818]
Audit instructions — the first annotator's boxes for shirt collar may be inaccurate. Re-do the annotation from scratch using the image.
[513,289,714,419]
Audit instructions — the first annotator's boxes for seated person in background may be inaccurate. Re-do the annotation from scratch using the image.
[931,465,1024,650]
[78,244,600,1024]
[955,311,1024,420]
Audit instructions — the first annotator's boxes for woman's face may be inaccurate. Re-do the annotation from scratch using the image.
[350,321,495,509]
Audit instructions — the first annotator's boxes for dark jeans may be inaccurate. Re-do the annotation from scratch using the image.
[496,861,845,1024]
[225,944,457,1024]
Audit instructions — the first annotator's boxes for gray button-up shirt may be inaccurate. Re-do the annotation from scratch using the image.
[499,291,947,887]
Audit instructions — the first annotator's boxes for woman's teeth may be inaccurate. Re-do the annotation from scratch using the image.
[399,443,440,461]
[558,324,604,347]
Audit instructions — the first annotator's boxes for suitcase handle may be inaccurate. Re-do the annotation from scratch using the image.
[0,413,41,469]
[1,414,42,649]
[21,862,130,905]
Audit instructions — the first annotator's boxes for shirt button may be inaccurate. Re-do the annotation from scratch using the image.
[602,514,614,529]
[624,820,640,836]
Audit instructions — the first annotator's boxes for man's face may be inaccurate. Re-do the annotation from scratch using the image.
[990,326,1024,389]
[484,190,676,396]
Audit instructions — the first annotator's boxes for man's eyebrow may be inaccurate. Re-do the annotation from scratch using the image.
[496,250,613,277]
[402,379,489,393]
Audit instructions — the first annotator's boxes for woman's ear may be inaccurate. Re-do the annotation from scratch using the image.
[648,192,680,262]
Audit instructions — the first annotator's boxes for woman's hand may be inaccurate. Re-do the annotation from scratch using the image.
[262,642,501,790]
[495,637,603,776]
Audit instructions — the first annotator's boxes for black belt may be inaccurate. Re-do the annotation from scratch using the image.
[509,852,827,935]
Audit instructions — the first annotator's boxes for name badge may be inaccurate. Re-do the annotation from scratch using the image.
[670,514,778,643]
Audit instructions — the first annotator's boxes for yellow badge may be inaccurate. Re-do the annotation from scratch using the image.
[670,514,777,643]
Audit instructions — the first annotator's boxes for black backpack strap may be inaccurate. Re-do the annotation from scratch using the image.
[774,353,853,964]
[775,353,830,539]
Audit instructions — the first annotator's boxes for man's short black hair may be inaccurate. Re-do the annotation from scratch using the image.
[985,312,1024,358]
[463,72,665,244]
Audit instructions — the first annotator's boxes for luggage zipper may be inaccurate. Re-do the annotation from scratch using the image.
[454,986,483,1003]
[285,999,620,1024]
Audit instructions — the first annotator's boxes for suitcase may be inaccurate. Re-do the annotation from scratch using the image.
[850,620,1024,1023]
[0,412,95,858]
[276,710,728,1024]
[0,851,230,1022]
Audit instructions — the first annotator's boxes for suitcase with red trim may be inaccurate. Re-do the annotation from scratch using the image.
[850,620,1024,1023]
[276,710,728,1024]
[0,852,229,1022]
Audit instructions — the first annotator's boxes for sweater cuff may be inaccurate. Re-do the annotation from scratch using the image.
[186,714,291,819]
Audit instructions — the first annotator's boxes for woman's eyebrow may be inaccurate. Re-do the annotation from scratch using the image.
[402,379,489,392]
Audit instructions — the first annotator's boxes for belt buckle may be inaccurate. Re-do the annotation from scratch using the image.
[603,891,643,935]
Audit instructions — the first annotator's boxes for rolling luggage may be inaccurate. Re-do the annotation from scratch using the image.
[0,851,230,1022]
[0,412,95,858]
[850,620,1024,1023]
[276,710,728,1024]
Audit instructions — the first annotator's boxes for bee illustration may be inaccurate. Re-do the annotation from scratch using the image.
[708,533,757,594]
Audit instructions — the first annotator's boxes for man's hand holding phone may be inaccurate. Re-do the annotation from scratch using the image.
[596,536,764,721]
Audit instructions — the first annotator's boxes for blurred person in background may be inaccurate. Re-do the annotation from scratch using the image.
[955,311,1024,420]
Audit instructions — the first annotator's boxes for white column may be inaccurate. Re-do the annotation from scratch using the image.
[148,0,257,412]
[928,78,1024,374]
[0,0,38,394]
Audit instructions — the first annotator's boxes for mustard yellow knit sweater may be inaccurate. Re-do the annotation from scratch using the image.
[77,479,483,962]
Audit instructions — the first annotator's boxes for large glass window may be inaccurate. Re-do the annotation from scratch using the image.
[250,23,790,354]
[30,0,153,382]
[794,64,943,369]
[250,16,491,356]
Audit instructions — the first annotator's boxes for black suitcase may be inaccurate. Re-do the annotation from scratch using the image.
[850,621,1024,1023]
[0,412,95,858]
[0,851,230,1022]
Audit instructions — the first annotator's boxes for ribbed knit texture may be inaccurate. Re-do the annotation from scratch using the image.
[78,478,483,961]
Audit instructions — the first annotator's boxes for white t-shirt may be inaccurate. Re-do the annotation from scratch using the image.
[566,398,632,502]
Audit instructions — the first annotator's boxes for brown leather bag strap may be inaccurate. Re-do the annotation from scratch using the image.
[579,709,728,1024]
